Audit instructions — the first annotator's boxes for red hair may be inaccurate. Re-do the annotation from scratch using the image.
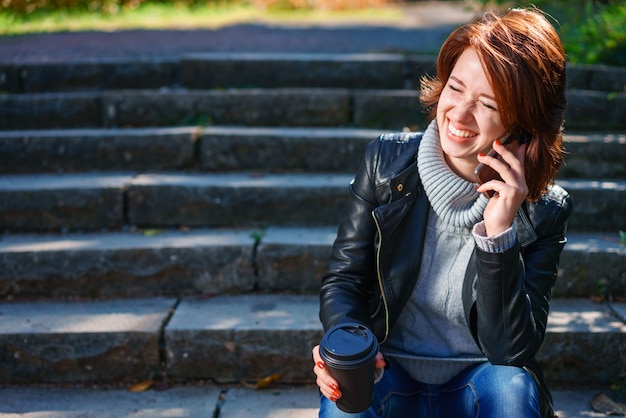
[420,8,567,201]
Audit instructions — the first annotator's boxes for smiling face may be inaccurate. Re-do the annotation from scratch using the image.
[436,47,507,181]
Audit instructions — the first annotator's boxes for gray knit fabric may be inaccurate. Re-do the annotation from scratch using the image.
[417,119,489,228]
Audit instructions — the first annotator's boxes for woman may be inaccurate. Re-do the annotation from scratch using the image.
[312,8,572,418]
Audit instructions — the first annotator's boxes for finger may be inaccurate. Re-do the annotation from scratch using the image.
[312,345,321,361]
[374,352,387,369]
[315,372,342,401]
[316,374,342,401]
[493,139,526,172]
[479,143,524,187]
[312,345,342,400]
[476,152,511,181]
[475,179,501,198]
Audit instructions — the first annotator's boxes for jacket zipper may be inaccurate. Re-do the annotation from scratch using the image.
[372,210,390,343]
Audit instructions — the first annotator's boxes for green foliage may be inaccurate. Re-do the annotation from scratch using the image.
[3,0,145,15]
[0,0,402,34]
[1,0,246,16]
[476,0,626,66]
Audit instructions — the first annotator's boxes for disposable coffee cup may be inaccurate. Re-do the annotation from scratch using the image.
[318,323,379,413]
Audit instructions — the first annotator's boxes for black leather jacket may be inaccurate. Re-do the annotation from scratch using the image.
[319,132,572,417]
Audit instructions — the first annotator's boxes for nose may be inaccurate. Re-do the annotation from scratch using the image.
[449,98,477,123]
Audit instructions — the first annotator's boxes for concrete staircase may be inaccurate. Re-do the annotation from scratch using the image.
[0,53,625,414]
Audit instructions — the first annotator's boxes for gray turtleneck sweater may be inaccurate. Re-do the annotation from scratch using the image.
[383,120,517,384]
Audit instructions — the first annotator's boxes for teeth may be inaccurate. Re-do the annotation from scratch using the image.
[449,124,477,138]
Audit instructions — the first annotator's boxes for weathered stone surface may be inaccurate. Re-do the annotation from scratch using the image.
[220,387,319,418]
[165,296,626,385]
[558,179,626,232]
[0,173,130,232]
[255,227,336,293]
[0,92,102,130]
[407,55,437,88]
[165,295,323,383]
[126,173,352,227]
[538,299,626,385]
[181,53,407,89]
[0,127,198,174]
[611,303,626,323]
[589,64,626,92]
[0,229,619,300]
[0,298,176,384]
[0,64,19,93]
[2,87,622,132]
[102,89,350,128]
[18,58,177,93]
[0,229,256,300]
[199,126,376,172]
[561,133,626,179]
[0,385,611,418]
[565,90,626,131]
[1,385,222,417]
[2,126,622,178]
[566,65,592,90]
[567,63,626,93]
[556,233,626,299]
[353,89,426,130]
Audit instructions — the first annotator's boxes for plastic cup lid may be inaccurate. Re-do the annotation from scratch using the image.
[320,323,377,363]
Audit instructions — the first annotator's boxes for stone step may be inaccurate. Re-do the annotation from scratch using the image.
[1,127,624,178]
[0,127,200,174]
[1,172,625,232]
[0,228,623,301]
[0,297,176,384]
[0,384,613,418]
[1,88,624,131]
[2,52,624,94]
[0,295,624,386]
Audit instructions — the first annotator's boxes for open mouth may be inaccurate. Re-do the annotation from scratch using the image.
[448,122,478,139]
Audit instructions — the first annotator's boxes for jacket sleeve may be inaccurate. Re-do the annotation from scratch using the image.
[472,187,573,365]
[319,138,383,332]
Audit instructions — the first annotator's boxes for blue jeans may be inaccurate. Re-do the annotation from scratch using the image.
[319,361,541,418]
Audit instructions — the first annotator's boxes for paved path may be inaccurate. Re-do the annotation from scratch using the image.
[0,384,611,417]
[0,2,475,62]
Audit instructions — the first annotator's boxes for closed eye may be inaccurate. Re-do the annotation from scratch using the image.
[480,101,498,111]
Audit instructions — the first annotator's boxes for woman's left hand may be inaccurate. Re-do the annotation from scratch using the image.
[476,139,529,236]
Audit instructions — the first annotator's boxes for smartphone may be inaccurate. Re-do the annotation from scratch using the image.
[473,130,532,197]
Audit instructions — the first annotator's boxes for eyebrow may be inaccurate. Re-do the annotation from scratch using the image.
[449,75,497,103]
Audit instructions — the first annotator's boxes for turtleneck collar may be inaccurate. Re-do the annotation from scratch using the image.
[417,119,488,228]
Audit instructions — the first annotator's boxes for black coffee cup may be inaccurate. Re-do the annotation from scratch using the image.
[318,323,379,413]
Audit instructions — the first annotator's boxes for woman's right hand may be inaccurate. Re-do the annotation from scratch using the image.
[312,345,342,402]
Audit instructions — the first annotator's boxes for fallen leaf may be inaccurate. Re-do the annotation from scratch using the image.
[128,379,154,392]
[591,393,626,415]
[255,373,281,389]
[590,295,606,303]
